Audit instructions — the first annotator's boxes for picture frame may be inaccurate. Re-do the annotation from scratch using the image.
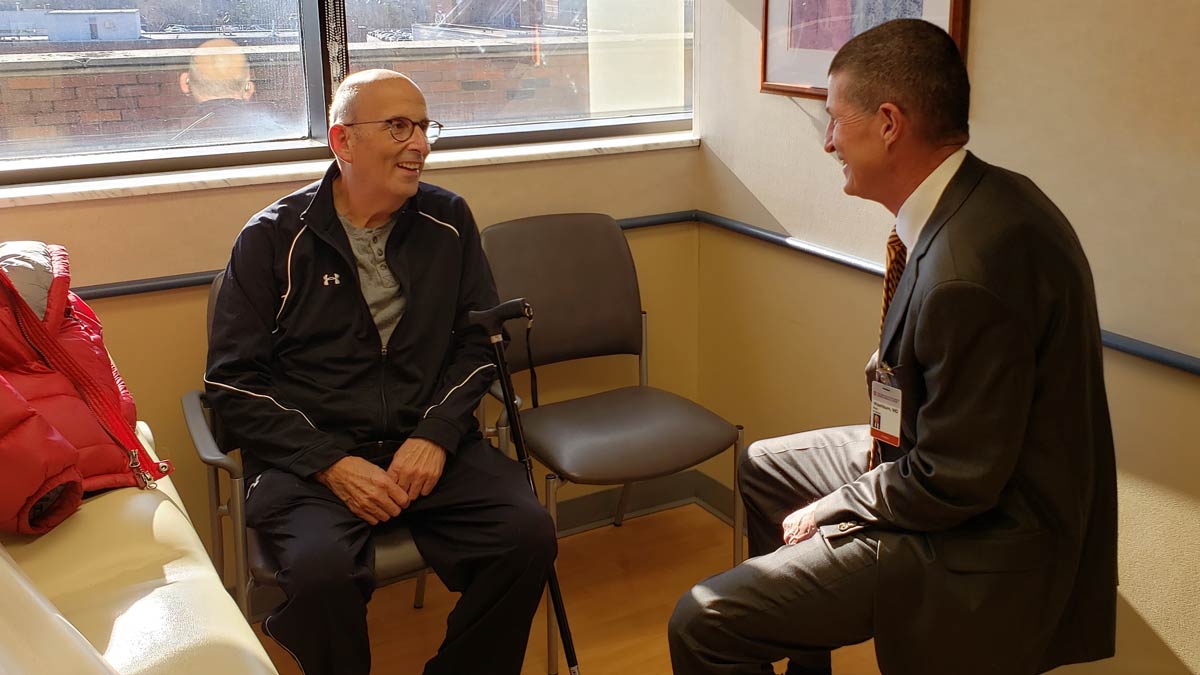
[760,0,970,98]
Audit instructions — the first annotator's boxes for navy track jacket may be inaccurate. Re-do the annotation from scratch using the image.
[205,162,500,478]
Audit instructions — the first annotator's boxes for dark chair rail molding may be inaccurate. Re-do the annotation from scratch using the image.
[73,210,1200,377]
[78,270,221,300]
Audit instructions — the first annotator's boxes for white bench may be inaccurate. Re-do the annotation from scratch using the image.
[0,423,277,675]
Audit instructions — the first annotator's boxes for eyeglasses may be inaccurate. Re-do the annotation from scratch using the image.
[342,116,444,144]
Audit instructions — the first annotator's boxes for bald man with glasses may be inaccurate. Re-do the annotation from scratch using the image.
[206,70,557,675]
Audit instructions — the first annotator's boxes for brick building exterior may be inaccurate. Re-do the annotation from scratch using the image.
[0,34,690,158]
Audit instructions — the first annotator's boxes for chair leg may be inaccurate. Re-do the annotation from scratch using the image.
[613,482,633,527]
[498,422,512,458]
[733,426,746,566]
[545,473,560,675]
[207,466,225,579]
[413,569,428,609]
[229,476,252,619]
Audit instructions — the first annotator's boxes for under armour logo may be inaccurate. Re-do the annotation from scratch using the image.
[323,273,341,286]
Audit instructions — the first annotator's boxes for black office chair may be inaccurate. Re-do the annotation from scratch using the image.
[481,213,746,673]
[182,272,429,620]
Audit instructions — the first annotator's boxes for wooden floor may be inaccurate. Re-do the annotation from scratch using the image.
[255,504,881,674]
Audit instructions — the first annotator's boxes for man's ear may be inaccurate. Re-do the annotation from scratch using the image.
[241,80,255,100]
[179,72,190,95]
[329,124,353,163]
[878,102,904,149]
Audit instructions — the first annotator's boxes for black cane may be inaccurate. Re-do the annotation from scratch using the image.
[468,298,581,675]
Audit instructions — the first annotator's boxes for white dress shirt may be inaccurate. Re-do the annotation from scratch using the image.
[895,148,968,260]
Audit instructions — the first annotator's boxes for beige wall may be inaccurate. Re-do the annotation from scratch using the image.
[0,147,703,286]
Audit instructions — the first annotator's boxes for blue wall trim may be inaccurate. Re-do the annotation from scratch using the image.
[623,211,1199,376]
[72,210,1199,376]
[1098,331,1199,376]
[76,270,220,300]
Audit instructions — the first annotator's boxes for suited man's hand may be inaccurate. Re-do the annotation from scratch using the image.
[388,438,447,499]
[317,456,411,525]
[782,503,818,545]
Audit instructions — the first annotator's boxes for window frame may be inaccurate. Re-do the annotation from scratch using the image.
[0,0,695,187]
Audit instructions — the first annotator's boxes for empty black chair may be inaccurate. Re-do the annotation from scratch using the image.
[481,213,745,673]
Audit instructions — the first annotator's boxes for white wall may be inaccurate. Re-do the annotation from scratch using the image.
[697,0,1200,356]
[587,0,686,114]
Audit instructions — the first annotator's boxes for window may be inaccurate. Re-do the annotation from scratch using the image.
[344,0,693,132]
[0,0,309,162]
[0,0,692,175]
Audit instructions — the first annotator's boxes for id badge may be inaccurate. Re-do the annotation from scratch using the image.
[869,363,902,447]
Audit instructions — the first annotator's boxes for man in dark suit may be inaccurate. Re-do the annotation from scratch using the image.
[668,19,1117,675]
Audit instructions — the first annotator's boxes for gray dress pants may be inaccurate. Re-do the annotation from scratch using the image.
[669,425,879,675]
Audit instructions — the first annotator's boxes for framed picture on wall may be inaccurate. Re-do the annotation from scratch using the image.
[761,0,970,98]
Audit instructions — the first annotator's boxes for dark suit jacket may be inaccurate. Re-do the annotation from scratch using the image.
[815,153,1117,674]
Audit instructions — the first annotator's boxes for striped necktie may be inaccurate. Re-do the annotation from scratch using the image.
[880,226,908,339]
[870,226,907,470]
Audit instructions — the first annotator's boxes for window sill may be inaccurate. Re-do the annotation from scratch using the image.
[0,132,699,209]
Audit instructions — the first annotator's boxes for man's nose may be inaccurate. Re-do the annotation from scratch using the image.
[823,122,835,154]
[407,127,432,153]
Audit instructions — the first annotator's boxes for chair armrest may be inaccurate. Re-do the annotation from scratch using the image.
[487,380,522,409]
[182,390,243,479]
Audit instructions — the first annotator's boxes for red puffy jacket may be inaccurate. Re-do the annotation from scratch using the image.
[0,243,170,535]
